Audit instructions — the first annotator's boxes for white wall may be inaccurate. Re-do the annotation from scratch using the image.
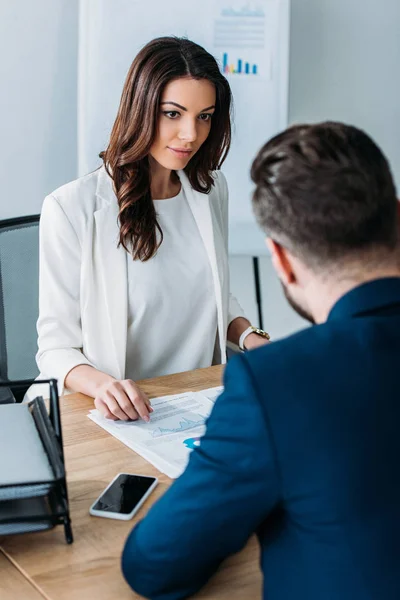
[3,0,400,218]
[0,0,78,219]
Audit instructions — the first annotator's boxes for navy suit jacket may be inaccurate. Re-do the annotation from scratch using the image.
[122,278,400,599]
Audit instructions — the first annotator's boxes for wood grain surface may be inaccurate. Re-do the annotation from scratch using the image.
[0,365,262,599]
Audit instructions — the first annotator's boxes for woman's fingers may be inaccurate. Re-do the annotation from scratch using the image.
[94,397,118,420]
[94,379,153,422]
[111,383,140,421]
[104,391,132,421]
[123,380,152,422]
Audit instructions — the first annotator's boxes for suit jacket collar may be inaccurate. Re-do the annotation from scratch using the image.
[177,169,216,265]
[328,277,400,321]
[96,165,115,205]
[94,166,127,378]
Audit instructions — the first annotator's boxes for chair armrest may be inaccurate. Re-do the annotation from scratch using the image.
[0,386,16,404]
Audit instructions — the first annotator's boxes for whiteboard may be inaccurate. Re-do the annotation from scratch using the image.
[78,0,290,255]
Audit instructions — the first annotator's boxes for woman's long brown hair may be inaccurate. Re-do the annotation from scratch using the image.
[100,36,232,261]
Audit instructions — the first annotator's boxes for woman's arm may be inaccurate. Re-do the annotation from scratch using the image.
[37,195,151,421]
[227,316,269,350]
[216,172,269,351]
[36,195,94,393]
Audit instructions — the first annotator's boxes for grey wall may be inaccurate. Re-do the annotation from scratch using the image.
[0,0,78,219]
[289,0,400,187]
[231,0,400,338]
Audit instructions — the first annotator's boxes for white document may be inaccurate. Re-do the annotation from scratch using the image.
[88,387,223,479]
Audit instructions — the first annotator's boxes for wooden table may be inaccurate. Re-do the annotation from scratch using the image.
[0,365,262,599]
[0,552,45,600]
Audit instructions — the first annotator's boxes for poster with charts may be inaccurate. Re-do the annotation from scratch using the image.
[78,0,290,255]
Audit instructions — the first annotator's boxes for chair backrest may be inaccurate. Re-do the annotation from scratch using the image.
[0,216,40,381]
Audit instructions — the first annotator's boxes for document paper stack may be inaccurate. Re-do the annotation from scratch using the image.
[88,386,223,478]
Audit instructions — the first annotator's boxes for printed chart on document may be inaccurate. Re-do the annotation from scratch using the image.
[88,387,223,478]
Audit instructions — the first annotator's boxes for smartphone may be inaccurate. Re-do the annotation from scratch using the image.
[89,473,158,520]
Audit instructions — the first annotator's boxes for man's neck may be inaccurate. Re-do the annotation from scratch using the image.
[308,266,400,324]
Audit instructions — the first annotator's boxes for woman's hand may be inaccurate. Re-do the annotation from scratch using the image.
[94,379,153,422]
[65,365,152,422]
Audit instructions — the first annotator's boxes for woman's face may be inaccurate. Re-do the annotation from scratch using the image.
[149,77,216,170]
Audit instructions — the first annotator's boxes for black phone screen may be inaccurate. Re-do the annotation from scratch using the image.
[92,474,156,514]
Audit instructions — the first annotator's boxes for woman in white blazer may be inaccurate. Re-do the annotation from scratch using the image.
[35,37,270,419]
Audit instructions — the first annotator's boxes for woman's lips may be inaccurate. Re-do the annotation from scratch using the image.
[168,147,193,158]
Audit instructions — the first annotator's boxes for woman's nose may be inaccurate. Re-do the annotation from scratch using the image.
[178,119,197,142]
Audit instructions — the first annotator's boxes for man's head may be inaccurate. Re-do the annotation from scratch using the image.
[251,121,400,323]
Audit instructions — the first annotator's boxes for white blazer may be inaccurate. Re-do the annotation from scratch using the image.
[32,166,245,399]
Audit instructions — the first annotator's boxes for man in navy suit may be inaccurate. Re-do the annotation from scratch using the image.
[122,122,400,599]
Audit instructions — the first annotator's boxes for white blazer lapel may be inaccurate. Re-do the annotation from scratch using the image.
[178,170,226,362]
[94,169,128,379]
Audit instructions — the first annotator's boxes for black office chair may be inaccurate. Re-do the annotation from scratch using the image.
[0,215,40,401]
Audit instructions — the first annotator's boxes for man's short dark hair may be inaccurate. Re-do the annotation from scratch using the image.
[251,121,398,271]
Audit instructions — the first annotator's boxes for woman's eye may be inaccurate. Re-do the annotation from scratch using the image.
[199,113,212,122]
[163,111,180,119]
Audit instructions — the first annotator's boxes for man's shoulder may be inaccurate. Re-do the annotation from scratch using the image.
[237,321,350,390]
[236,314,400,405]
[244,324,329,366]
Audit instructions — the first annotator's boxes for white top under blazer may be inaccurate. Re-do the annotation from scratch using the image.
[125,187,218,380]
[32,166,245,398]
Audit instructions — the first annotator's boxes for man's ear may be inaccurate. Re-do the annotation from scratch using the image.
[266,238,296,285]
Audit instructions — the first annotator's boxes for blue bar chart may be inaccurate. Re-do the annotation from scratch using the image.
[223,52,258,75]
